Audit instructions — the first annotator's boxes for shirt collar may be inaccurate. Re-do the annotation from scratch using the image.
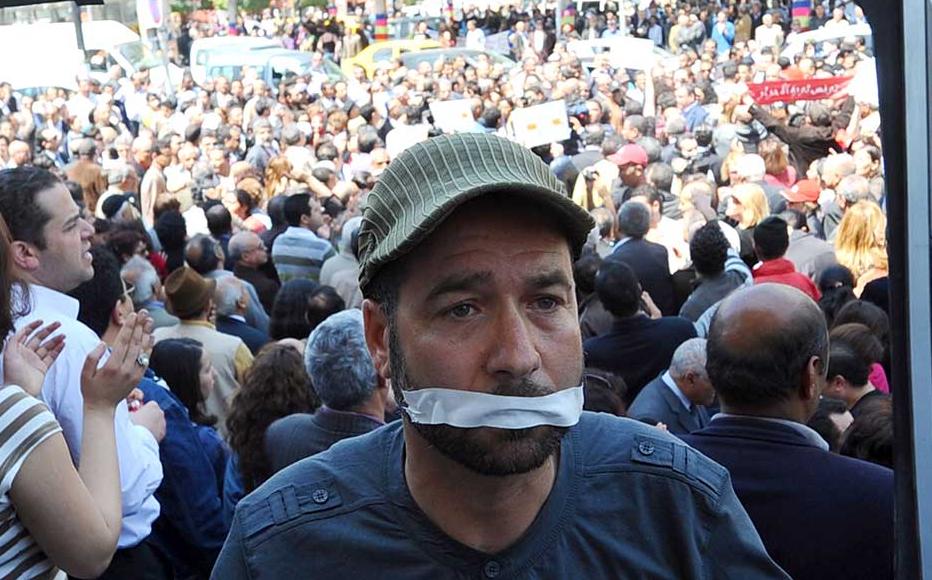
[712,413,830,451]
[754,258,796,275]
[285,225,318,238]
[182,319,217,330]
[25,284,79,319]
[661,371,692,411]
[319,405,385,425]
[228,314,246,323]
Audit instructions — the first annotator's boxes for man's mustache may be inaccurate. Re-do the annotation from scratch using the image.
[492,380,560,398]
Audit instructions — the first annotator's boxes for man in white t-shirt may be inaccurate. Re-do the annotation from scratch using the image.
[465,19,486,50]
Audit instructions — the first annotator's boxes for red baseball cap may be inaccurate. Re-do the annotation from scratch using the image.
[783,179,821,203]
[608,144,649,168]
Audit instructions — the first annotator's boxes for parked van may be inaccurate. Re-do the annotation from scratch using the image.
[189,36,281,86]
[0,20,182,92]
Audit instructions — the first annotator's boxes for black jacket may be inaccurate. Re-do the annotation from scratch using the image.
[215,316,269,355]
[583,315,697,403]
[750,98,854,176]
[233,264,281,315]
[607,238,676,315]
[683,417,894,580]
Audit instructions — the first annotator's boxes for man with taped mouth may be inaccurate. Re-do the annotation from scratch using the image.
[212,133,787,579]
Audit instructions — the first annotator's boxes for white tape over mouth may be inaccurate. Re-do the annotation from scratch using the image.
[400,385,584,429]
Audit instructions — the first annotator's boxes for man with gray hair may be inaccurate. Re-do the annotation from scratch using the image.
[229,231,279,313]
[121,255,179,328]
[263,309,392,472]
[214,276,269,355]
[821,161,864,240]
[96,164,137,219]
[627,338,715,434]
[245,118,278,173]
[820,153,857,192]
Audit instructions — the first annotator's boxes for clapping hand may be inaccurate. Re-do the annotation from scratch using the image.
[81,313,154,411]
[3,320,66,397]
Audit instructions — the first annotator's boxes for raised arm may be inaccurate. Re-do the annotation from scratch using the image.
[9,314,152,578]
[643,67,657,119]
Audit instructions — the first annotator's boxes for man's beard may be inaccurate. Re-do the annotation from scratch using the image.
[389,324,570,477]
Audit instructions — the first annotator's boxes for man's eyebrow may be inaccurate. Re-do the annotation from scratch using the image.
[526,270,573,291]
[62,212,81,229]
[425,271,493,302]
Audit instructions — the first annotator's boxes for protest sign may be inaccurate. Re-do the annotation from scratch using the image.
[747,77,853,105]
[509,100,571,148]
[429,100,476,133]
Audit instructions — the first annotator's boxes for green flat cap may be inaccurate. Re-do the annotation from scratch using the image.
[357,133,595,292]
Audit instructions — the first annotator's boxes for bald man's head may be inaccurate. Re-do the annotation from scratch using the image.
[707,285,828,418]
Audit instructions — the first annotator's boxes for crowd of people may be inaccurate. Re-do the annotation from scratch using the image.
[0,0,895,578]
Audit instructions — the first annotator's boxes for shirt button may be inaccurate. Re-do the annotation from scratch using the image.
[638,441,655,456]
[483,561,501,578]
[312,488,329,504]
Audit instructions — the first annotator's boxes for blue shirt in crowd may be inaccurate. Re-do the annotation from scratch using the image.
[140,372,230,578]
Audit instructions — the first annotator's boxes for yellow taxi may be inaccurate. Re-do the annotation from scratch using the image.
[342,39,442,79]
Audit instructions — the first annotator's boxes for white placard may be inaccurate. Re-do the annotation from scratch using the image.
[508,100,571,149]
[608,38,659,71]
[429,100,476,133]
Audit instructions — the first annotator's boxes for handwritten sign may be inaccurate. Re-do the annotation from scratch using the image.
[747,77,853,105]
[508,100,571,148]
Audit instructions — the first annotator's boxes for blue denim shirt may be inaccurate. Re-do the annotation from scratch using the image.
[222,454,246,530]
[212,413,788,579]
[139,374,230,577]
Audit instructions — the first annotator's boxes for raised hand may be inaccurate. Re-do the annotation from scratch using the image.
[80,313,154,410]
[3,320,66,397]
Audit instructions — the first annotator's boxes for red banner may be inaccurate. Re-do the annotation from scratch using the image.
[747,77,853,105]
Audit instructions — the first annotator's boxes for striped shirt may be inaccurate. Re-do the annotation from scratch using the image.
[0,386,63,579]
[271,226,336,284]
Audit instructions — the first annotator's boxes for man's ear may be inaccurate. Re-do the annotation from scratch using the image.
[10,240,40,274]
[800,355,824,402]
[363,298,392,381]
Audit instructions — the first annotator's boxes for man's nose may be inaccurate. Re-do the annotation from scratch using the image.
[485,304,541,380]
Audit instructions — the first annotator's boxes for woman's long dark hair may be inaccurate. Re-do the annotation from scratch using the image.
[226,344,318,492]
[0,215,28,342]
[149,338,217,427]
[269,279,319,340]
